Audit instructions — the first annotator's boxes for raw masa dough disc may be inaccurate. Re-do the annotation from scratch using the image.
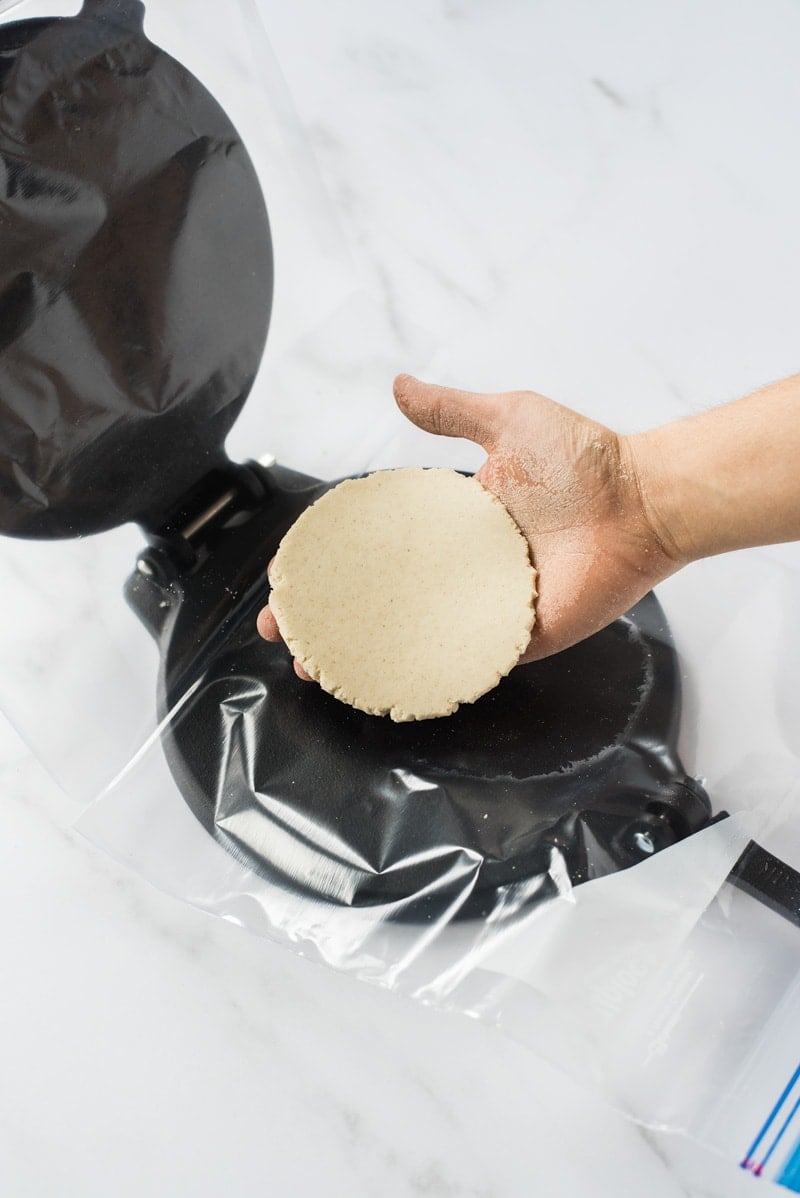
[269,467,537,721]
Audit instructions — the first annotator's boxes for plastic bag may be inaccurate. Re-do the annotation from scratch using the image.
[3,3,800,1190]
[0,0,365,801]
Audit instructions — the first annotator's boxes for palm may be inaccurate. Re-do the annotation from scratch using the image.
[401,381,676,662]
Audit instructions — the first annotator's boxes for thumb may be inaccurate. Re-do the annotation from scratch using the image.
[393,374,504,451]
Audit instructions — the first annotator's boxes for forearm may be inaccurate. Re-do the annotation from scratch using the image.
[627,374,800,564]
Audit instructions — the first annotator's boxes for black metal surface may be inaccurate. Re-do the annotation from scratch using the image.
[127,464,713,918]
[0,0,272,538]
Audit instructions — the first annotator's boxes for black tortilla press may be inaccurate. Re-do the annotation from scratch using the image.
[1,0,797,925]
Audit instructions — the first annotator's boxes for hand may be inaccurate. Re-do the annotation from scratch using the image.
[257,374,678,667]
[258,559,312,680]
[390,375,677,662]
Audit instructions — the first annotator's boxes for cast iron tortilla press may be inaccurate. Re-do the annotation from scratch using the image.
[0,0,796,924]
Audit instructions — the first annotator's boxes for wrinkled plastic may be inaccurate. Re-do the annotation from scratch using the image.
[125,462,710,916]
[0,0,360,801]
[0,0,272,538]
[80,548,800,1180]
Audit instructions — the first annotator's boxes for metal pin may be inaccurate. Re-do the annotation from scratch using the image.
[182,489,236,540]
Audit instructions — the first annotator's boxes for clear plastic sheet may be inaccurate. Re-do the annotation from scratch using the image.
[76,548,800,1006]
[79,538,800,1159]
[0,0,361,800]
[3,2,800,1186]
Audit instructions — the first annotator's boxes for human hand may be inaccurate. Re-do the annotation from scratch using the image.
[258,558,312,680]
[257,374,678,667]
[389,375,678,662]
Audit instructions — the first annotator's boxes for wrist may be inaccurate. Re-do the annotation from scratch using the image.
[623,429,699,567]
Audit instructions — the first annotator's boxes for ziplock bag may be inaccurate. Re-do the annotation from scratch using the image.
[0,0,372,800]
[2,2,800,1188]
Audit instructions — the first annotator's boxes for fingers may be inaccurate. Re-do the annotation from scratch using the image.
[256,604,282,641]
[393,374,505,451]
[259,554,315,681]
[258,560,282,641]
[257,603,314,680]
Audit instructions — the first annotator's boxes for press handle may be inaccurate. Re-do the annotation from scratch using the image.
[728,840,800,929]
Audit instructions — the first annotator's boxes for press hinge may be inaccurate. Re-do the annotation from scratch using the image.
[135,455,276,584]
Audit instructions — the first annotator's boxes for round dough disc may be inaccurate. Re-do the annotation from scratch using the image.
[269,467,537,721]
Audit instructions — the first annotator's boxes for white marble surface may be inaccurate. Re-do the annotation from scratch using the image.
[2,0,800,1193]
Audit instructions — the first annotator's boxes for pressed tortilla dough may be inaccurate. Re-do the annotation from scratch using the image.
[269,467,537,722]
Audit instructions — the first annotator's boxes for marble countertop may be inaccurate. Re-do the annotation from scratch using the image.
[2,0,800,1193]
